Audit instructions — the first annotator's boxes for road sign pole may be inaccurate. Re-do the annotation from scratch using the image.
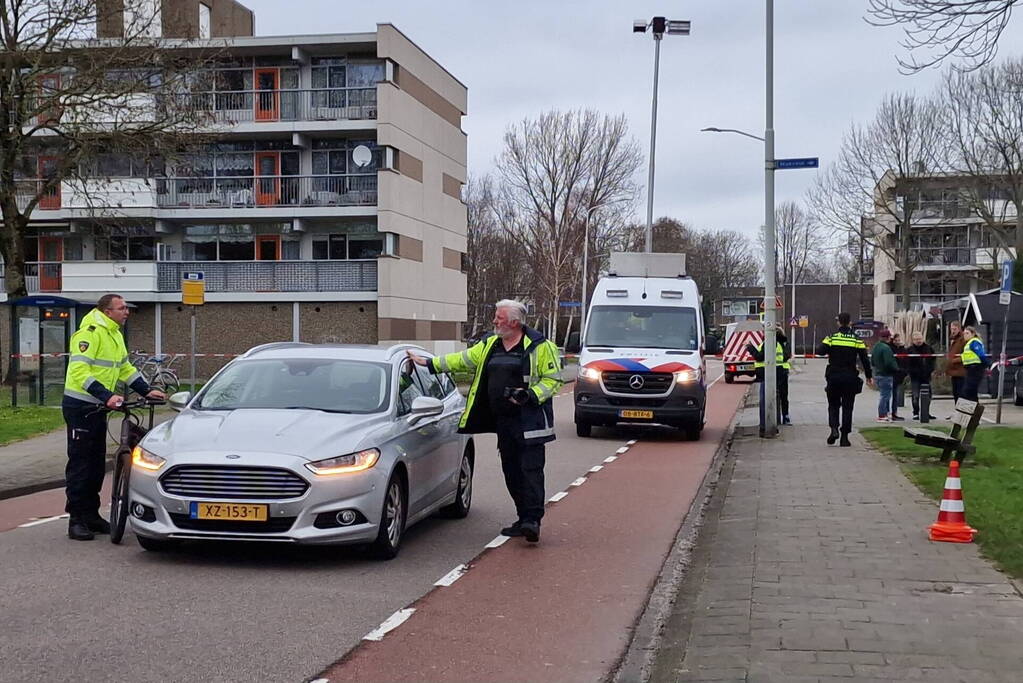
[996,260,1014,424]
[190,306,197,393]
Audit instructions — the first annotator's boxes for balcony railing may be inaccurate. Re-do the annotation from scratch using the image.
[169,88,378,124]
[15,179,61,211]
[902,200,974,220]
[895,293,965,310]
[909,247,972,266]
[157,260,377,293]
[156,174,377,209]
[25,262,62,292]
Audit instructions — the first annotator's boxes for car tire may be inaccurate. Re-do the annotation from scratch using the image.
[439,446,474,519]
[369,472,407,560]
[724,374,734,384]
[136,534,179,552]
[576,421,592,438]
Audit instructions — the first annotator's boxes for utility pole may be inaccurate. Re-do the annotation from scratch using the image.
[762,0,778,438]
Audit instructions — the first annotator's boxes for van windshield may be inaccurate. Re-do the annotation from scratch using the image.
[585,305,699,350]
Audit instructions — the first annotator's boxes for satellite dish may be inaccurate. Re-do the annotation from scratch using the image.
[352,145,373,168]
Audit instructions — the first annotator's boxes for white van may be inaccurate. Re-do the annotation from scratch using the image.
[570,253,709,440]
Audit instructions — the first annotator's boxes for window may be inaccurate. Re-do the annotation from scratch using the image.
[312,234,347,260]
[198,3,211,39]
[94,226,156,261]
[182,224,298,261]
[348,236,384,259]
[396,360,425,415]
[585,305,700,350]
[414,364,446,400]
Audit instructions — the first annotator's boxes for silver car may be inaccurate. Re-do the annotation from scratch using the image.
[127,342,473,559]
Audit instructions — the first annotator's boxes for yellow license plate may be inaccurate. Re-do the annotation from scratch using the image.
[190,502,268,522]
[620,409,654,419]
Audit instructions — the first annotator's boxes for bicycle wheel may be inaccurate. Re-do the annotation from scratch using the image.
[155,370,179,395]
[110,449,132,544]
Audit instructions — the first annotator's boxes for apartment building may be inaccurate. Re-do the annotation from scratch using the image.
[869,171,1016,320]
[4,1,469,381]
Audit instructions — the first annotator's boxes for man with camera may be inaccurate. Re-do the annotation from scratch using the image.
[408,299,562,543]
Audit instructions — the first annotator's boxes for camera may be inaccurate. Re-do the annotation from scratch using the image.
[503,386,529,405]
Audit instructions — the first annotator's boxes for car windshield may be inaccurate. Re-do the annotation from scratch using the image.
[194,358,390,413]
[585,305,699,350]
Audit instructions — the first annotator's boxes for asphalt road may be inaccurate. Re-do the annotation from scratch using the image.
[0,361,729,683]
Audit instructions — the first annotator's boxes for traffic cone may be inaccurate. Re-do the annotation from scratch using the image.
[928,460,977,543]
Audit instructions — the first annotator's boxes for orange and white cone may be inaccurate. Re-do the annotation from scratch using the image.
[928,460,977,543]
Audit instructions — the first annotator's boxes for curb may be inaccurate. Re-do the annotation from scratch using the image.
[610,386,749,683]
[0,459,114,502]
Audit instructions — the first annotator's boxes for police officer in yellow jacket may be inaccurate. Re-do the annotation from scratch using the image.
[409,299,562,544]
[62,294,166,541]
[746,326,792,432]
[816,312,873,447]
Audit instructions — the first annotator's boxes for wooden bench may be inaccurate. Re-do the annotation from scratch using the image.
[903,398,984,463]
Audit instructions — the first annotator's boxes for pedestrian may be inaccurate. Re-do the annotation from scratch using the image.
[960,325,989,402]
[906,331,936,420]
[408,299,562,544]
[746,325,791,431]
[817,312,873,447]
[871,330,900,422]
[62,294,166,541]
[946,320,966,404]
[891,333,908,420]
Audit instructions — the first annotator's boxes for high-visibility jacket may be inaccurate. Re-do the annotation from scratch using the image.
[63,308,149,406]
[753,342,790,370]
[961,337,988,367]
[429,326,563,445]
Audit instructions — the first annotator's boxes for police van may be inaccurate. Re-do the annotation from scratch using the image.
[569,252,711,440]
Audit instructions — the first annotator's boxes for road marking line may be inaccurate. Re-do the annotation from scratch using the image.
[549,491,569,502]
[627,439,638,446]
[616,446,629,454]
[570,477,587,487]
[708,371,725,388]
[604,455,618,463]
[309,679,329,683]
[589,465,603,473]
[485,535,510,548]
[363,608,416,641]
[18,514,69,528]
[434,564,468,587]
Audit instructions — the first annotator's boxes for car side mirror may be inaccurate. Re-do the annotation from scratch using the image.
[168,391,192,412]
[408,396,443,425]
[566,331,581,355]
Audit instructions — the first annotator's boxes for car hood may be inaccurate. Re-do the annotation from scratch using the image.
[142,409,388,461]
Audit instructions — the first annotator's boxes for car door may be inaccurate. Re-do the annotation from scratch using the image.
[393,358,445,518]
[412,363,463,506]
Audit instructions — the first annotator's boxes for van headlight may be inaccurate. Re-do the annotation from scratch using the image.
[131,446,166,471]
[675,369,701,384]
[305,448,380,475]
[580,367,601,381]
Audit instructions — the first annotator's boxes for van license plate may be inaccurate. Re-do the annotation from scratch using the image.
[190,502,268,521]
[620,409,654,419]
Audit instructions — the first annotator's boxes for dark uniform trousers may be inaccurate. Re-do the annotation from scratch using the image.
[495,415,545,524]
[826,375,859,435]
[962,366,984,402]
[62,403,108,516]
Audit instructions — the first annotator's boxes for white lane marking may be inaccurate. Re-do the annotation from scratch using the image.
[589,465,603,473]
[486,535,510,548]
[18,514,69,528]
[627,439,638,446]
[434,564,468,587]
[309,679,329,683]
[549,491,569,502]
[604,455,618,463]
[363,608,416,641]
[616,446,629,454]
[570,477,587,487]
[707,371,726,388]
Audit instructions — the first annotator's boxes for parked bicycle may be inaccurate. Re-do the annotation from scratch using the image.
[130,351,181,395]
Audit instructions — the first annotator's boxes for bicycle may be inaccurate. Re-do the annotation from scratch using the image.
[96,397,165,544]
[131,351,181,396]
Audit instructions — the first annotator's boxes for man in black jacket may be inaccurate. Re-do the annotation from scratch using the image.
[906,331,936,420]
[816,313,873,447]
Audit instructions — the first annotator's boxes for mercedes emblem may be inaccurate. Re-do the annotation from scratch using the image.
[628,374,645,390]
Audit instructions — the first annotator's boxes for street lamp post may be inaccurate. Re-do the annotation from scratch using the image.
[634,17,691,253]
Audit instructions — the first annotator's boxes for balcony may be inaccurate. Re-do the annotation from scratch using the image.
[15,180,61,211]
[909,247,972,267]
[895,293,966,310]
[903,200,974,220]
[156,175,377,209]
[171,88,378,124]
[25,262,62,292]
[156,260,377,293]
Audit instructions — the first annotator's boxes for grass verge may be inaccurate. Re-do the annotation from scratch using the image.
[0,396,65,446]
[861,425,1023,579]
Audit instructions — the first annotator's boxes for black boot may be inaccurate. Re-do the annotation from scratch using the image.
[500,521,524,537]
[68,519,95,541]
[827,428,839,445]
[839,433,852,447]
[520,521,540,543]
[84,514,111,534]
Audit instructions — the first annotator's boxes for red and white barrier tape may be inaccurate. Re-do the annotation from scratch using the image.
[9,352,242,359]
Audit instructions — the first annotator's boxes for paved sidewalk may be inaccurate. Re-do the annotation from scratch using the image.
[650,363,1023,682]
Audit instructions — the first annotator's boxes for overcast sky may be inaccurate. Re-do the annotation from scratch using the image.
[243,0,1023,241]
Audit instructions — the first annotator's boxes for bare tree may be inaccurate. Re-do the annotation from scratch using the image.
[809,92,943,312]
[495,109,642,338]
[866,0,1019,73]
[758,201,836,286]
[0,0,221,298]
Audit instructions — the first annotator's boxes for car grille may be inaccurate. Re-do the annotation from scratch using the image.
[168,513,296,534]
[160,466,309,500]
[602,371,674,395]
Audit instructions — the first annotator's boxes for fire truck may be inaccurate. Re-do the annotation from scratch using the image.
[721,320,764,383]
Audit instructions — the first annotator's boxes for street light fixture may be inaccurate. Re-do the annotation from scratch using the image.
[634,16,691,253]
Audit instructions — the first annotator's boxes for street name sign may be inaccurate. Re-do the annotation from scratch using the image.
[775,157,819,170]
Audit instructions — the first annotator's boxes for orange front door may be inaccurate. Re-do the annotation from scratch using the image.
[254,69,280,121]
[255,152,280,206]
[39,237,63,291]
[256,235,281,260]
[37,157,61,209]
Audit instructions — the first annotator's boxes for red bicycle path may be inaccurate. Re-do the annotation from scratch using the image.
[317,381,746,683]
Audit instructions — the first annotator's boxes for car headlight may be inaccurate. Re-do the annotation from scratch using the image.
[580,366,601,381]
[305,448,380,475]
[131,446,166,471]
[675,369,701,384]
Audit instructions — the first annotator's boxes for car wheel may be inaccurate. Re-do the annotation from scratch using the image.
[724,373,734,384]
[369,472,407,560]
[136,534,179,552]
[440,446,474,519]
[576,421,592,438]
